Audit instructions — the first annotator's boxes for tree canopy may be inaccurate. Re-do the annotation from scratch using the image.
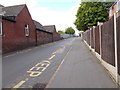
[58,30,64,34]
[65,27,75,35]
[74,2,113,31]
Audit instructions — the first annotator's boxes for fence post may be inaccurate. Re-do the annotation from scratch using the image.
[90,28,91,48]
[114,13,119,83]
[93,26,96,52]
[98,22,103,63]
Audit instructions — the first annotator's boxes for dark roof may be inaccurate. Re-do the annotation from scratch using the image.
[33,20,45,31]
[43,25,56,33]
[2,4,25,16]
[33,20,52,33]
[0,4,4,7]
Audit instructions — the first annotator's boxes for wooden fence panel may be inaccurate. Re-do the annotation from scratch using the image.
[87,30,90,45]
[91,28,95,49]
[95,26,100,54]
[101,17,115,66]
[117,16,120,75]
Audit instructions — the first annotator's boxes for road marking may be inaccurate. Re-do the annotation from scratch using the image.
[4,49,32,58]
[27,71,42,77]
[52,52,56,55]
[49,55,55,60]
[13,78,28,88]
[46,46,72,88]
[3,54,16,58]
[27,60,51,77]
[13,60,51,88]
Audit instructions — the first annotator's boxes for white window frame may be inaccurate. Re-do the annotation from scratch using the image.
[0,21,2,35]
[25,24,29,37]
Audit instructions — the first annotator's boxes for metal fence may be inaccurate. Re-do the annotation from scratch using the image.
[82,15,120,84]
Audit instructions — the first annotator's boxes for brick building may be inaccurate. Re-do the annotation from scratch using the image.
[109,0,120,19]
[43,25,61,41]
[33,20,53,45]
[1,4,36,53]
[0,4,61,54]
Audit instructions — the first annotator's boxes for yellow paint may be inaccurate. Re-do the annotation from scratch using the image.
[38,61,50,67]
[36,63,50,68]
[29,66,46,71]
[49,55,55,60]
[42,60,51,63]
[27,71,42,77]
[29,67,40,71]
[13,78,28,88]
[11,58,52,89]
[41,67,46,72]
[27,60,51,77]
[35,63,47,67]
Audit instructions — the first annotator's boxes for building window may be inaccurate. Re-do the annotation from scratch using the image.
[117,1,120,12]
[109,7,112,17]
[0,21,2,35]
[25,24,29,37]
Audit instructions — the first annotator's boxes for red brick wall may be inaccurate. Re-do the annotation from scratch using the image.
[37,30,53,45]
[53,33,61,41]
[2,6,36,53]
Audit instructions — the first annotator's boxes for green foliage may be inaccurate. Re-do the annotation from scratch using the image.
[74,2,113,31]
[65,27,75,35]
[58,30,64,34]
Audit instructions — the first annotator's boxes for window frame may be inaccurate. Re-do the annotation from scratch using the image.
[25,24,29,37]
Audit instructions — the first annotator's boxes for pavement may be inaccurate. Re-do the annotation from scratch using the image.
[46,37,118,88]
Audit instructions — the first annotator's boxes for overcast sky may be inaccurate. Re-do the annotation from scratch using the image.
[1,0,81,35]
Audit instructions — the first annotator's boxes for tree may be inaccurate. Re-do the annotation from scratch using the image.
[74,2,113,31]
[58,30,64,34]
[65,27,75,35]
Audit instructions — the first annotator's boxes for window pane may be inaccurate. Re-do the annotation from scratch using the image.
[25,24,29,37]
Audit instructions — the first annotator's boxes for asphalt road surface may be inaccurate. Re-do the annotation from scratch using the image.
[3,37,75,88]
[2,37,118,88]
[47,37,118,88]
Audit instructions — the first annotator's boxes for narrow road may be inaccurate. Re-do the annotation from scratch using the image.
[2,37,117,88]
[3,37,75,88]
[47,37,117,88]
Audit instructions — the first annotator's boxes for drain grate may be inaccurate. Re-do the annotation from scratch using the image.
[32,83,47,90]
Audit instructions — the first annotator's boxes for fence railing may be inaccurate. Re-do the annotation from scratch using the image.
[82,14,120,85]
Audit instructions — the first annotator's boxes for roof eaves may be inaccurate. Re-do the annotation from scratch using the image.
[2,16,16,22]
[36,28,53,34]
[3,4,26,8]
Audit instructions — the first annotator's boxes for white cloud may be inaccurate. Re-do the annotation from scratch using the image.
[29,4,80,32]
[0,0,80,35]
